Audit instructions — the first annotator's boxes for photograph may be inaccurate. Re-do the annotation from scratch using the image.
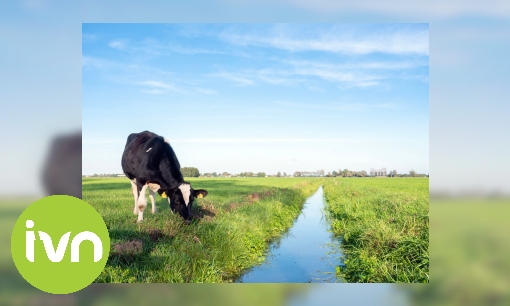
[82,23,429,283]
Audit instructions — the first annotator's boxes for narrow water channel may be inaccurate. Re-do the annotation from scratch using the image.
[236,185,343,283]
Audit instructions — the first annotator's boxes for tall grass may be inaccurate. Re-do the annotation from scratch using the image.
[323,178,429,283]
[82,177,322,283]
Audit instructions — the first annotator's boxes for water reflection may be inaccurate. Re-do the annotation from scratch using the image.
[237,186,343,283]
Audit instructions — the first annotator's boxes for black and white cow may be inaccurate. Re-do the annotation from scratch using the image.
[121,131,208,223]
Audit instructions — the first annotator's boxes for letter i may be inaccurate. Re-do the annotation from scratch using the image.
[26,220,35,262]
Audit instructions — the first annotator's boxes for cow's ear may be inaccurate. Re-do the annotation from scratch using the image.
[157,189,168,198]
[193,189,208,199]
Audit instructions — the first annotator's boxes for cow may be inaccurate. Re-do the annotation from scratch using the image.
[121,131,208,223]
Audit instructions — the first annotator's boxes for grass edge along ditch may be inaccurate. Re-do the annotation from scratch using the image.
[323,178,429,283]
[83,177,323,283]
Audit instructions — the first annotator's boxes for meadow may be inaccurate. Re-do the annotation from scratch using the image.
[322,178,429,283]
[82,177,323,283]
[3,194,509,304]
[82,176,429,283]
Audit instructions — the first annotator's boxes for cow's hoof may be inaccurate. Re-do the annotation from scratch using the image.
[133,210,139,215]
[184,219,192,225]
[152,210,157,214]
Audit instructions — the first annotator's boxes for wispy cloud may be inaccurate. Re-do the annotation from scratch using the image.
[276,101,368,112]
[276,100,402,111]
[255,68,303,85]
[108,39,130,50]
[284,59,428,71]
[106,37,240,58]
[137,80,184,94]
[219,25,428,56]
[282,58,427,87]
[82,56,147,72]
[208,56,428,89]
[208,71,256,86]
[82,33,98,42]
[166,43,225,55]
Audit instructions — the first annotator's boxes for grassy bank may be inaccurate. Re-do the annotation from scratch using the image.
[323,178,429,283]
[82,177,322,283]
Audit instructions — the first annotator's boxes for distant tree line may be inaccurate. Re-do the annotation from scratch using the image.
[84,168,428,178]
[181,167,200,177]
[329,168,427,178]
[84,173,124,177]
[202,172,232,177]
[238,172,266,177]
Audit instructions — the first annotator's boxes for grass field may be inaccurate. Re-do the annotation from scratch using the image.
[83,177,323,283]
[322,178,429,283]
[2,195,509,304]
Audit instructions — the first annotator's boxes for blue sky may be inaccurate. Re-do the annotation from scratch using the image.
[82,23,428,176]
[2,1,509,195]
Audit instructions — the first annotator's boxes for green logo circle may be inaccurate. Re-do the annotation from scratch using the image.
[11,195,110,294]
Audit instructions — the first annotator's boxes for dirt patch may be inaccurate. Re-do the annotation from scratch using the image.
[248,190,275,202]
[227,202,243,211]
[148,229,164,242]
[111,239,143,256]
[145,226,174,241]
[228,190,276,212]
[248,192,260,202]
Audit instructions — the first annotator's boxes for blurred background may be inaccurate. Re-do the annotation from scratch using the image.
[1,1,509,305]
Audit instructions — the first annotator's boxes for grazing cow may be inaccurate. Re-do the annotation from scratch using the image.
[121,131,208,223]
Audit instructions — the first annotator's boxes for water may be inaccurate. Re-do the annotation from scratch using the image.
[236,186,343,283]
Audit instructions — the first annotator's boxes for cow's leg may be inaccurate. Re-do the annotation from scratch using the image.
[137,184,148,222]
[149,189,157,214]
[131,180,139,215]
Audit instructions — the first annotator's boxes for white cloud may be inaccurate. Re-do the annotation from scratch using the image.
[209,72,256,86]
[276,101,368,112]
[255,68,303,85]
[82,33,98,42]
[137,80,185,94]
[141,89,166,95]
[219,26,428,55]
[138,80,173,89]
[284,59,427,71]
[82,56,135,70]
[280,58,427,88]
[166,43,225,55]
[108,39,130,50]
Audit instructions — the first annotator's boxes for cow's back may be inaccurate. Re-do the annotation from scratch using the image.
[121,131,184,189]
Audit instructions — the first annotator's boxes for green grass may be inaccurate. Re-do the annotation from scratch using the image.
[322,178,429,283]
[82,177,323,283]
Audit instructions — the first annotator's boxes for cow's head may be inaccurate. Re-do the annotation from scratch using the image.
[162,183,208,222]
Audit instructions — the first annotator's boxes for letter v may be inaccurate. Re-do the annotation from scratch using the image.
[38,231,71,262]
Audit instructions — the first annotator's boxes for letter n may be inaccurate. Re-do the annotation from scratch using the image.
[70,231,103,263]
